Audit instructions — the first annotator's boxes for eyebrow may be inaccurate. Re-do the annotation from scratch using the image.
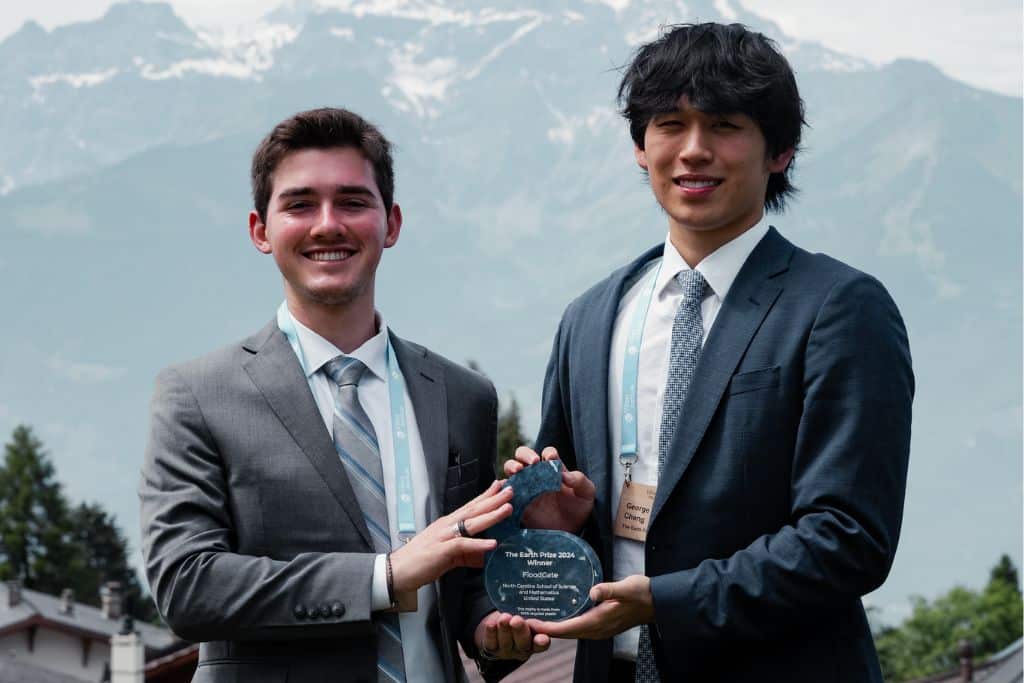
[276,185,377,201]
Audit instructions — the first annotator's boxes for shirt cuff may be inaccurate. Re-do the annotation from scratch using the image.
[370,553,391,611]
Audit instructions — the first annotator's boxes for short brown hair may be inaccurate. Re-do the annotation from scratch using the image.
[250,108,395,222]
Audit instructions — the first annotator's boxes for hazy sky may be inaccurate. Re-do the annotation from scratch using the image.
[0,0,1020,96]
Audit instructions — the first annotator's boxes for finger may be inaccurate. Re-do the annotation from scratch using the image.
[540,446,560,461]
[496,616,515,653]
[466,479,502,505]
[514,445,541,465]
[533,633,551,652]
[448,537,499,567]
[454,484,514,521]
[525,616,587,639]
[483,621,499,653]
[563,470,596,498]
[526,604,610,639]
[590,581,615,603]
[462,502,512,536]
[503,459,524,476]
[509,615,531,652]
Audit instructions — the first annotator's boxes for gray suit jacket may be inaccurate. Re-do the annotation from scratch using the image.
[140,321,501,683]
[536,228,913,682]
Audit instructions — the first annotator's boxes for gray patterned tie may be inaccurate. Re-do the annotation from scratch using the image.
[323,356,406,683]
[635,269,708,683]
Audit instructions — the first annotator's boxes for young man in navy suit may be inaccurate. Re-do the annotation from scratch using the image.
[507,23,913,682]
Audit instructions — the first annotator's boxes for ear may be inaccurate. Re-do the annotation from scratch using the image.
[249,210,272,254]
[634,145,649,171]
[766,148,795,174]
[383,203,403,248]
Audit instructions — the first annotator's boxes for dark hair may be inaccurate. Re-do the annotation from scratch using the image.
[618,23,806,212]
[251,107,395,222]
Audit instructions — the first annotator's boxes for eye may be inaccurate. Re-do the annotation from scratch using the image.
[338,198,370,209]
[284,200,313,211]
[712,120,740,130]
[656,119,683,129]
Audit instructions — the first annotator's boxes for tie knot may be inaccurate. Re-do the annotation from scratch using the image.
[675,269,708,304]
[322,356,367,387]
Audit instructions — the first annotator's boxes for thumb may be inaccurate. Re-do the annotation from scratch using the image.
[589,582,615,603]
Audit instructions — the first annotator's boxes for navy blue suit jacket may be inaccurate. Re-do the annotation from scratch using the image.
[535,228,913,682]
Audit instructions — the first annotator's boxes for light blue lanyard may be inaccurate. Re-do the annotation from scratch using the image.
[620,263,662,483]
[277,302,417,539]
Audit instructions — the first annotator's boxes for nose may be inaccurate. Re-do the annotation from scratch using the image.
[678,127,713,166]
[310,201,344,237]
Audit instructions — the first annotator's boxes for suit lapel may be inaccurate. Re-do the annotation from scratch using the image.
[242,321,373,548]
[651,228,795,524]
[390,332,448,518]
[574,245,663,552]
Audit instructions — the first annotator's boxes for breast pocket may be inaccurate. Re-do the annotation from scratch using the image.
[727,366,780,395]
[444,458,481,511]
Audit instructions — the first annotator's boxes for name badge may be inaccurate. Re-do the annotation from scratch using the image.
[613,482,656,541]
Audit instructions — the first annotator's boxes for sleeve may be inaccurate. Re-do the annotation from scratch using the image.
[139,367,377,642]
[649,274,914,641]
[535,316,578,470]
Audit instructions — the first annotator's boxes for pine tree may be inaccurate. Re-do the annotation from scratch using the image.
[989,553,1020,593]
[0,425,83,591]
[0,425,156,621]
[496,395,529,476]
[69,502,157,621]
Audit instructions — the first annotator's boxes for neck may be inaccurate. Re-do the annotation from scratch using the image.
[668,213,763,268]
[285,292,378,354]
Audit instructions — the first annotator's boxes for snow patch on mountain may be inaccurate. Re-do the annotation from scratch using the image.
[380,12,544,117]
[141,22,299,81]
[30,69,119,91]
[463,14,544,79]
[385,43,458,117]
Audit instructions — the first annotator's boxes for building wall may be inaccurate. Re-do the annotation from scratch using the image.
[0,627,110,682]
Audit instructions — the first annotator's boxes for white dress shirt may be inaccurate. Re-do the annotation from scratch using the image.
[606,220,769,660]
[287,309,444,683]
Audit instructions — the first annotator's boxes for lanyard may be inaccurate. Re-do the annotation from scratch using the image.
[620,263,662,484]
[276,302,417,539]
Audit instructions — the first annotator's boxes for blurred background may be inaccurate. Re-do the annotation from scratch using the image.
[0,1,1020,681]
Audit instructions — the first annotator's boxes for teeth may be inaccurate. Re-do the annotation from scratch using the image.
[309,251,350,261]
[680,179,719,188]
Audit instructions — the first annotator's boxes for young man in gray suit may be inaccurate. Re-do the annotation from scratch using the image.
[140,108,547,682]
[506,23,913,682]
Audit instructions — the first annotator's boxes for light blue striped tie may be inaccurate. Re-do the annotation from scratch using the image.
[636,269,708,683]
[323,356,406,683]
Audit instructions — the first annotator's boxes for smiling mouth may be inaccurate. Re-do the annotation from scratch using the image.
[675,177,723,189]
[306,250,354,262]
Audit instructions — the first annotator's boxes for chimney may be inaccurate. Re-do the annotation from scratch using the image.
[110,617,144,683]
[59,588,74,615]
[101,581,122,620]
[6,580,22,608]
[958,639,974,682]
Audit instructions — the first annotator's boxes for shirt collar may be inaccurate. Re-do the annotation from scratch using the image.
[655,217,770,301]
[287,307,389,382]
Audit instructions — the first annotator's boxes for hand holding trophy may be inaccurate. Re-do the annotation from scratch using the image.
[483,447,600,621]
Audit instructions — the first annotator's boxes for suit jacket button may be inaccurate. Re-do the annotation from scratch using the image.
[331,602,345,618]
[319,604,331,618]
[293,604,307,619]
